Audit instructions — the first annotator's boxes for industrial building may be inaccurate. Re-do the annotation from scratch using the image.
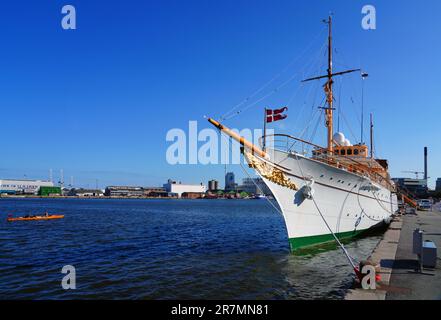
[104,186,167,197]
[239,177,272,196]
[163,179,206,198]
[208,180,219,192]
[392,178,428,197]
[143,187,168,197]
[104,186,145,197]
[0,179,54,195]
[181,192,205,199]
[393,147,430,197]
[39,186,62,196]
[68,189,104,197]
[436,178,441,192]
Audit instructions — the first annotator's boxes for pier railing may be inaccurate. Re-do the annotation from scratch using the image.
[259,134,395,191]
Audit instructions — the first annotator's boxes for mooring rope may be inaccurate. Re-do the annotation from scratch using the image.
[293,152,358,270]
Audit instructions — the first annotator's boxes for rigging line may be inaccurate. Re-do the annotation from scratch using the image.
[337,77,343,132]
[340,108,359,144]
[282,107,321,161]
[223,37,329,122]
[303,110,323,156]
[292,153,358,269]
[339,75,362,130]
[287,107,320,147]
[286,81,306,109]
[288,42,328,135]
[285,49,324,128]
[306,109,323,152]
[333,48,364,129]
[300,37,328,105]
[287,41,326,111]
[219,132,284,217]
[238,161,284,217]
[299,44,328,139]
[299,96,325,141]
[222,68,307,121]
[220,27,327,121]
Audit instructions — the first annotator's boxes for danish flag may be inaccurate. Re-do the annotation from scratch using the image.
[266,107,288,123]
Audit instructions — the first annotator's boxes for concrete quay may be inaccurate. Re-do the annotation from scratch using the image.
[346,205,441,300]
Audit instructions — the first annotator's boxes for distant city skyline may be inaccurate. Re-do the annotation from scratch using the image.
[1,1,440,189]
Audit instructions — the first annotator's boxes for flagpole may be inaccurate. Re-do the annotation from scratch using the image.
[263,108,267,152]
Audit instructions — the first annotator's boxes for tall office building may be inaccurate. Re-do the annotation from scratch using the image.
[225,172,236,191]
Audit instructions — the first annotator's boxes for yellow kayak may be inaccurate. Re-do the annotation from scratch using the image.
[7,215,64,222]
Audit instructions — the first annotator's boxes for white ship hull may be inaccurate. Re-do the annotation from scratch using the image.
[246,149,399,251]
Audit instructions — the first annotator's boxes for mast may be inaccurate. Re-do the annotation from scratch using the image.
[263,108,267,151]
[370,113,374,158]
[301,16,361,153]
[326,16,334,153]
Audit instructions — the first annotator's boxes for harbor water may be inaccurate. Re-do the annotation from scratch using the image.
[0,198,381,299]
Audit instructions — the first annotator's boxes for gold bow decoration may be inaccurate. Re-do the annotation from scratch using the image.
[244,151,298,191]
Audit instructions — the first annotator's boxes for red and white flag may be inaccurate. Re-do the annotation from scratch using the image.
[266,107,288,123]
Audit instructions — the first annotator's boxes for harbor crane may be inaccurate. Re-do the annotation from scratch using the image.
[402,171,425,179]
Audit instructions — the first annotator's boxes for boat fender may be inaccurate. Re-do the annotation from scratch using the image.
[302,179,315,200]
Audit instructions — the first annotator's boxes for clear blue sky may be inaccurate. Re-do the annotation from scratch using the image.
[0,0,440,189]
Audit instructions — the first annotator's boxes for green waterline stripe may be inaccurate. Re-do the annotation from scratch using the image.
[289,229,365,251]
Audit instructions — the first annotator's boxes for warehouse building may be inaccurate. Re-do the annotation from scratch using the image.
[143,187,168,197]
[68,188,104,197]
[104,186,167,197]
[0,179,54,195]
[163,179,206,198]
[104,186,145,197]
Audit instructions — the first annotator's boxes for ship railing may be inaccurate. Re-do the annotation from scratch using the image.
[259,134,323,156]
[259,134,395,190]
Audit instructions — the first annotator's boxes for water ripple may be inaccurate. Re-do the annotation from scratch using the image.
[0,198,379,299]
